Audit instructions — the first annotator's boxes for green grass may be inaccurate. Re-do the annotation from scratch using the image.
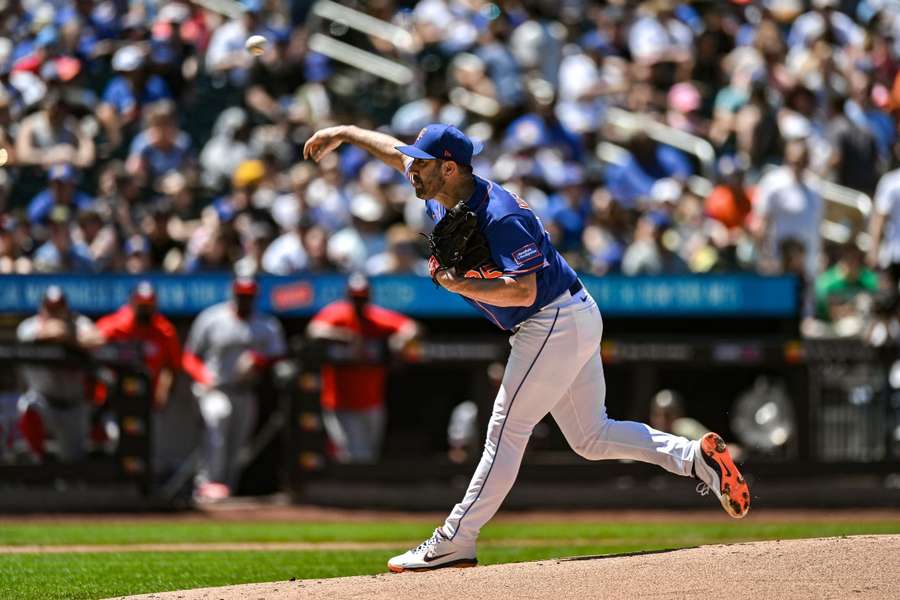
[2,519,899,546]
[1,520,898,600]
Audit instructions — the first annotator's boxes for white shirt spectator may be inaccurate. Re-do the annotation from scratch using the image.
[787,10,864,49]
[628,15,694,62]
[755,166,824,278]
[261,231,308,275]
[556,51,625,133]
[872,167,900,266]
[205,19,250,81]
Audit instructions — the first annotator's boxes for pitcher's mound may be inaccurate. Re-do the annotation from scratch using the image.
[115,534,900,600]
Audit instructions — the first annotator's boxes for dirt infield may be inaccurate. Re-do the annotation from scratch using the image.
[109,534,899,600]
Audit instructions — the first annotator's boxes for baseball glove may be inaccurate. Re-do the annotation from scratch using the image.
[425,201,492,280]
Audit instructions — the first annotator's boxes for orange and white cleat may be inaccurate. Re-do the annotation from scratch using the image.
[693,432,750,519]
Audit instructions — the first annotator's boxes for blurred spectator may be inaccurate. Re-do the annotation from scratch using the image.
[307,273,419,463]
[504,79,583,161]
[141,200,183,271]
[705,156,753,230]
[826,94,880,194]
[16,89,94,168]
[606,132,692,208]
[733,81,783,173]
[557,30,626,135]
[200,108,255,192]
[183,276,286,499]
[788,0,863,50]
[622,210,689,275]
[94,160,142,238]
[151,3,201,101]
[328,193,389,272]
[815,244,879,323]
[96,282,181,410]
[666,81,707,137]
[33,206,95,273]
[0,215,33,274]
[235,220,275,275]
[123,235,152,274]
[97,45,172,151]
[546,164,591,253]
[473,13,523,110]
[305,153,351,232]
[367,224,428,276]
[629,1,694,65]
[205,0,267,86]
[263,211,308,275]
[0,0,896,341]
[754,140,823,278]
[245,28,305,123]
[213,159,270,226]
[72,205,117,270]
[185,226,237,272]
[27,163,93,225]
[16,286,103,462]
[869,161,900,287]
[126,99,194,188]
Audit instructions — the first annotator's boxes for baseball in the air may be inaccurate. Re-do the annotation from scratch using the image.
[245,35,268,56]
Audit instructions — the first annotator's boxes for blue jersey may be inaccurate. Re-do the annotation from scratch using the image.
[426,175,578,330]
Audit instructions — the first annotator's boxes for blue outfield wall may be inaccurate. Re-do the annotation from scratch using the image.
[0,273,799,318]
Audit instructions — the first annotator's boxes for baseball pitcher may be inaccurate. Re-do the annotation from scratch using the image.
[304,124,750,573]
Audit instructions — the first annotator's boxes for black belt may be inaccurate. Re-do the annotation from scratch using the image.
[568,278,583,296]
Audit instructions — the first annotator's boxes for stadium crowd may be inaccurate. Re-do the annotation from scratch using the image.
[1,0,900,336]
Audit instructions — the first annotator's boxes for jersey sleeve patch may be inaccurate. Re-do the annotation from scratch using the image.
[511,242,542,266]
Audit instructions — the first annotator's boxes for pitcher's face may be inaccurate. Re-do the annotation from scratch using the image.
[408,159,445,200]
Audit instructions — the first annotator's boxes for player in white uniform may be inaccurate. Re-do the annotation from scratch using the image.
[304,124,750,573]
[16,286,104,462]
[182,277,286,499]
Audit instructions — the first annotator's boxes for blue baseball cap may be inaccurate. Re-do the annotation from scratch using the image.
[395,124,483,166]
[48,163,77,182]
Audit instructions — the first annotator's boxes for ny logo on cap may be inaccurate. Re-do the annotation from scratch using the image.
[416,128,427,143]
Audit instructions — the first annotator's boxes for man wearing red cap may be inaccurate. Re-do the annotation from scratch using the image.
[182,276,286,500]
[96,281,181,410]
[307,273,419,463]
[16,285,104,462]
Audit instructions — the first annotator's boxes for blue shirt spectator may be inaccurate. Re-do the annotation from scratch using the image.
[32,214,96,273]
[27,165,95,224]
[503,113,583,161]
[127,100,193,182]
[101,74,171,117]
[606,136,693,208]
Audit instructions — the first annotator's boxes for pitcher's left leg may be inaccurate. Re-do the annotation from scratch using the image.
[551,347,695,476]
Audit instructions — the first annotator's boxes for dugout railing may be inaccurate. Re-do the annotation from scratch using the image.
[283,334,900,510]
[0,341,153,493]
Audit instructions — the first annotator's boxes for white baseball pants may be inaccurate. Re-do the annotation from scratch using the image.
[196,386,257,489]
[441,288,697,544]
